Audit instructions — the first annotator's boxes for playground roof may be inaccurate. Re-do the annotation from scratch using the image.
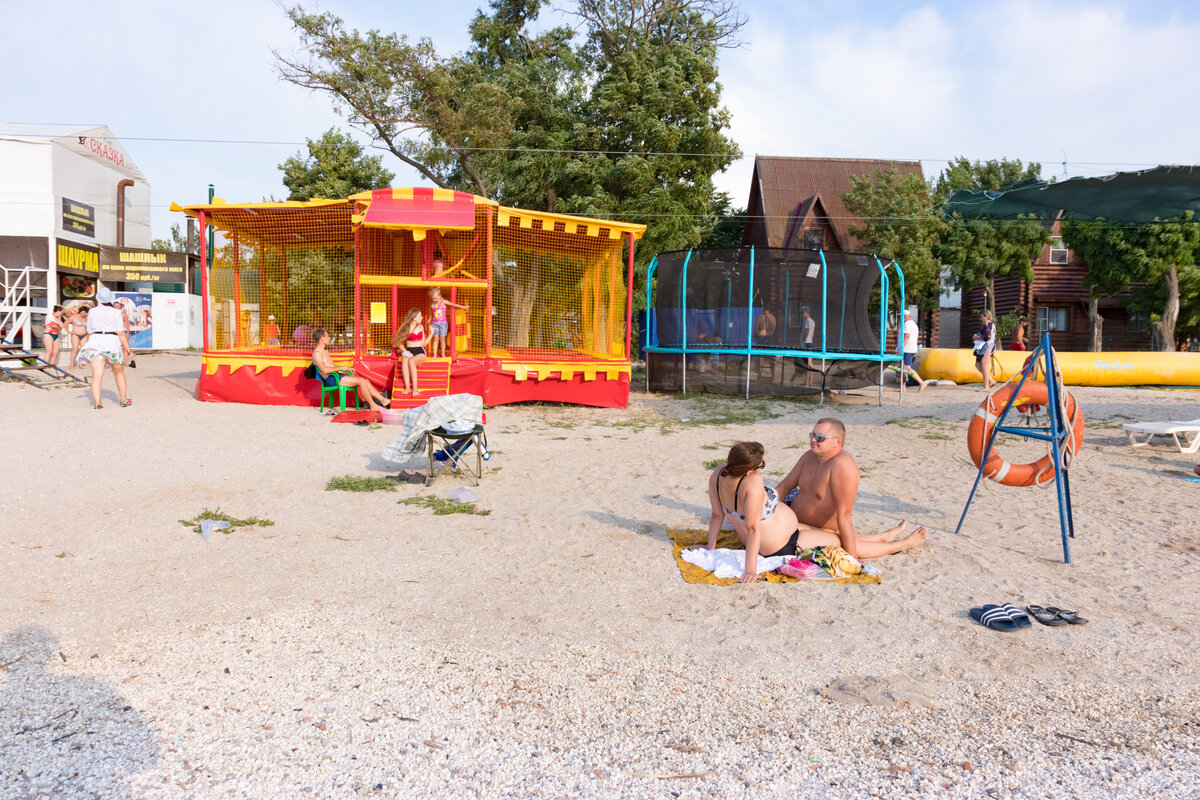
[941,165,1200,222]
[179,188,646,246]
[176,198,354,247]
[746,156,925,250]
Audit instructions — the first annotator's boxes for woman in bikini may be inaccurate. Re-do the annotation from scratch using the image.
[691,442,925,583]
[41,305,64,368]
[390,308,429,397]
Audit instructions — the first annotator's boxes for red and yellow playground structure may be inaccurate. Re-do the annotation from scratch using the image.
[180,188,646,409]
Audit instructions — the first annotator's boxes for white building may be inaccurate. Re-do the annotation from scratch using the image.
[0,123,151,311]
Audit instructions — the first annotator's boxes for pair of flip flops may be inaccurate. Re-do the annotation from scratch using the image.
[969,603,1032,632]
[1025,605,1088,626]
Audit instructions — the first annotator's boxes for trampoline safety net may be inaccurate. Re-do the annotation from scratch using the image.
[646,247,899,396]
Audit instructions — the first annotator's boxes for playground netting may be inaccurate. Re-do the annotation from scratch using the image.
[645,247,904,397]
[198,192,634,365]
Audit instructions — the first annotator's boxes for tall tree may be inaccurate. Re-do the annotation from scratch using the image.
[1060,218,1139,352]
[935,157,1051,321]
[273,0,742,273]
[842,167,945,310]
[1060,213,1199,351]
[279,128,395,200]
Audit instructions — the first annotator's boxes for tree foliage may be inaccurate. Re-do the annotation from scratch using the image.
[279,128,395,200]
[935,157,1051,321]
[1060,213,1200,350]
[274,0,743,281]
[842,167,944,310]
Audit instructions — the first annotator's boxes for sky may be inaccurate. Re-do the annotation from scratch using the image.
[3,0,1199,239]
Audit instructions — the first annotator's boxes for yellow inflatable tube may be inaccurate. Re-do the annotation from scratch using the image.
[913,348,1200,386]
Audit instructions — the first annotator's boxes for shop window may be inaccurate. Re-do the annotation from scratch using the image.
[1128,311,1149,333]
[1037,306,1069,332]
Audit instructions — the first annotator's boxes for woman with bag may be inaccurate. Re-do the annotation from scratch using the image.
[972,310,996,392]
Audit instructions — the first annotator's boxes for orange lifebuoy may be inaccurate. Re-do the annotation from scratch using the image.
[966,381,1085,486]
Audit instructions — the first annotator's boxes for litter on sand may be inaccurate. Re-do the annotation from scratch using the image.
[199,520,231,541]
[448,488,480,503]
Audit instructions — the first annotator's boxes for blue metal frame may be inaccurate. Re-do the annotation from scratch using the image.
[955,332,1077,563]
[642,248,908,365]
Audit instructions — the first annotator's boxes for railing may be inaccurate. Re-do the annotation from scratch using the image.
[0,264,47,350]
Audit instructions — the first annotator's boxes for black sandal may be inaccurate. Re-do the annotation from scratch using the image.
[1047,607,1088,625]
[1025,605,1067,626]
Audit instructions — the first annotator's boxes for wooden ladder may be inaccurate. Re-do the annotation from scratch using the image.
[0,343,87,388]
[390,357,451,410]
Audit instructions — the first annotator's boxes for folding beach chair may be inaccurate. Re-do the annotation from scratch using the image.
[1122,419,1200,454]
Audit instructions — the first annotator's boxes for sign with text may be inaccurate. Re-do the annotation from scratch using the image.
[56,238,99,277]
[62,198,95,237]
[99,246,187,284]
[114,291,154,349]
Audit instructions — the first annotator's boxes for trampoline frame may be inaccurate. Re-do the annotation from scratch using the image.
[643,247,906,405]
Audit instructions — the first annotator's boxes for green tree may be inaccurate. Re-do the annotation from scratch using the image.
[935,157,1051,321]
[274,0,742,284]
[699,194,745,248]
[279,128,395,200]
[1060,218,1140,351]
[1061,214,1200,351]
[842,167,945,310]
[152,222,192,253]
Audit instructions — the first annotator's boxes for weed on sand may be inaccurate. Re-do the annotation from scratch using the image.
[399,495,491,516]
[325,475,397,493]
[179,509,275,534]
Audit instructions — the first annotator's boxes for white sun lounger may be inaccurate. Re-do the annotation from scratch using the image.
[1122,419,1200,454]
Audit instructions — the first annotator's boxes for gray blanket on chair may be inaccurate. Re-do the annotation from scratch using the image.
[382,393,484,461]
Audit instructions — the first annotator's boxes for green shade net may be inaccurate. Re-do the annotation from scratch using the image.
[942,165,1200,222]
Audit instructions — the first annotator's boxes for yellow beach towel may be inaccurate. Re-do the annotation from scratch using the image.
[669,528,881,585]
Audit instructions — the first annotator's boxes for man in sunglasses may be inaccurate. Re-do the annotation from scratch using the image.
[775,417,916,559]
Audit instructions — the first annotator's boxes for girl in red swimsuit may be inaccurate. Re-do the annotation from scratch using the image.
[391,308,429,397]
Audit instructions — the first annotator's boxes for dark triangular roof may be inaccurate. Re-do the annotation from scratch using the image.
[746,156,925,250]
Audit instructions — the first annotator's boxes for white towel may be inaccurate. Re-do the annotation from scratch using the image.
[680,547,787,579]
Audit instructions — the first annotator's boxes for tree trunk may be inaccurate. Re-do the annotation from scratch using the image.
[1087,297,1103,352]
[1160,263,1180,351]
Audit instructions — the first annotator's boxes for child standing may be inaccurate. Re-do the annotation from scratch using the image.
[428,286,467,358]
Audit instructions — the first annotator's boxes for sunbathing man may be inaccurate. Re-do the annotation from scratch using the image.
[774,417,927,560]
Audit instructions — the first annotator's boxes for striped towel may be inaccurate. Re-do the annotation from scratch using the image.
[382,393,484,462]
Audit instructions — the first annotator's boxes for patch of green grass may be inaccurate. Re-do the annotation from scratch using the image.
[179,509,275,534]
[398,495,490,516]
[551,436,568,440]
[884,416,937,429]
[547,420,576,429]
[702,458,724,470]
[672,396,782,429]
[921,432,953,441]
[699,444,723,451]
[325,475,397,492]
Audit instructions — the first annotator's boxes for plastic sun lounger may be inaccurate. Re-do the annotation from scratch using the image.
[1122,419,1200,454]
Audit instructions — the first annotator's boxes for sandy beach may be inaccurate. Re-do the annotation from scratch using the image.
[2,352,1199,799]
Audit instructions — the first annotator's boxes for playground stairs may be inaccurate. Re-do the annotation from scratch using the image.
[0,343,87,388]
[390,357,451,410]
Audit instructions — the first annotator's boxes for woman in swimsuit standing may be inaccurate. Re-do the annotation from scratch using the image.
[390,308,429,397]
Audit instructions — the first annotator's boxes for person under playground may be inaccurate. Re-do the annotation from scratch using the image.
[427,284,467,359]
[790,305,818,387]
[775,417,927,561]
[310,327,390,411]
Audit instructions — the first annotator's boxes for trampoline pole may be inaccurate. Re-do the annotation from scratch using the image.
[746,247,755,401]
[681,250,691,395]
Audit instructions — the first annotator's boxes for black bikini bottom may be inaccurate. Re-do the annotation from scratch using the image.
[763,530,801,558]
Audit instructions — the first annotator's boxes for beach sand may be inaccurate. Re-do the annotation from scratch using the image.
[2,353,1199,798]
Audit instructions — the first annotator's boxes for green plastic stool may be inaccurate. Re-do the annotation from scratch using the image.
[319,370,362,412]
